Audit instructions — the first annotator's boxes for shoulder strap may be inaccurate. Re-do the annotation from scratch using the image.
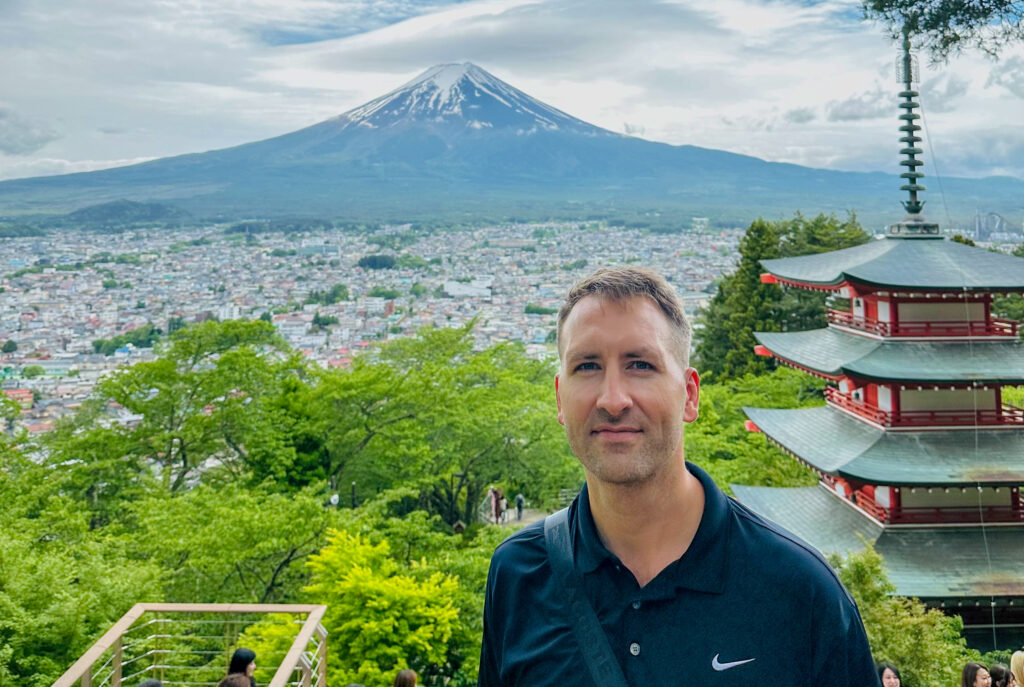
[544,508,630,687]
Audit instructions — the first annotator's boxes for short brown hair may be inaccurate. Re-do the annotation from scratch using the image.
[557,267,691,365]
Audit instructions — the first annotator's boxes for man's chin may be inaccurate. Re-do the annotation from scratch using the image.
[582,459,657,487]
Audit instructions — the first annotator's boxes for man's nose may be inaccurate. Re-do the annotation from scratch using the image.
[597,370,633,417]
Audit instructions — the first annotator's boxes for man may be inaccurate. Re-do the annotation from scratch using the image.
[479,267,879,687]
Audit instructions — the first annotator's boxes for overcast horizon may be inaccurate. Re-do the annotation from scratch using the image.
[3,0,1024,184]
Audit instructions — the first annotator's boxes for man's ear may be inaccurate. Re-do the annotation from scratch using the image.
[683,367,700,423]
[555,374,565,426]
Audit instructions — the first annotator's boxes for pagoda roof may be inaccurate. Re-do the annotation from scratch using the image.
[760,238,1024,291]
[731,484,1024,599]
[756,328,1024,383]
[743,405,1024,485]
[731,484,882,553]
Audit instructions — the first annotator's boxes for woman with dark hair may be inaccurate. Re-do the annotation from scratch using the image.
[393,668,417,687]
[878,662,901,687]
[990,665,1013,687]
[228,647,257,687]
[963,662,993,687]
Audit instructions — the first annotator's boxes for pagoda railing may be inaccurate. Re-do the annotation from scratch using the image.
[853,489,1024,525]
[825,387,1024,427]
[828,310,1020,337]
[52,603,327,687]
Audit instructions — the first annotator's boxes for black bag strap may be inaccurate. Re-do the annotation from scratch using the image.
[544,508,630,687]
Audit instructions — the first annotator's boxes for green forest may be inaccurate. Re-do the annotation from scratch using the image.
[2,214,1021,687]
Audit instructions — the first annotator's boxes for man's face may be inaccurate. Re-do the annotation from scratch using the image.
[555,296,699,486]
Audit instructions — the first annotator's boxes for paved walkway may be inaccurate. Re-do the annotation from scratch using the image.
[495,508,546,528]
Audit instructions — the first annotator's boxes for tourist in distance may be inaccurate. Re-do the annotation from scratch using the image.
[1011,652,1024,687]
[990,664,1013,687]
[228,647,257,687]
[878,662,901,687]
[478,267,879,686]
[964,663,993,687]
[394,668,418,687]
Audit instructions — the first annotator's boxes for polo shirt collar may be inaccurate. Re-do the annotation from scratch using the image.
[571,461,730,595]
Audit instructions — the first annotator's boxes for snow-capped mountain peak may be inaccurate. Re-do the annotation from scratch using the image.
[340,62,609,135]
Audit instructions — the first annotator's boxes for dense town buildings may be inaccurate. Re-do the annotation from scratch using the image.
[0,222,740,433]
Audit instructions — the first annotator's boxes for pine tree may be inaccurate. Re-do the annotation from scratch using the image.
[696,218,782,380]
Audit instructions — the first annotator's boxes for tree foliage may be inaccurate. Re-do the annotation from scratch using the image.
[4,308,1003,686]
[696,213,869,380]
[92,322,161,355]
[863,0,1024,61]
[123,484,336,603]
[45,319,294,513]
[833,544,978,687]
[687,367,821,492]
[241,491,509,687]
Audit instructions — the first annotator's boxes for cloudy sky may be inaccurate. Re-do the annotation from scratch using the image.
[3,0,1024,182]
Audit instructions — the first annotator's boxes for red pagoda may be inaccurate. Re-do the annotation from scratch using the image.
[736,36,1024,649]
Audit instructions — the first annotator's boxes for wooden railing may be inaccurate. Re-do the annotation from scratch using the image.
[853,489,1024,524]
[828,310,1019,337]
[825,387,1024,427]
[52,603,327,687]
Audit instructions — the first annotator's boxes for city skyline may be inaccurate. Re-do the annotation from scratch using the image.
[4,0,1024,183]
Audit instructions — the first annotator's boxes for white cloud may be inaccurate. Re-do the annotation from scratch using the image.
[0,155,157,181]
[0,107,61,155]
[827,85,890,122]
[0,0,1022,180]
[986,56,1024,99]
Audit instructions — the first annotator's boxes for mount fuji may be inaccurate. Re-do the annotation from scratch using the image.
[1,62,1021,223]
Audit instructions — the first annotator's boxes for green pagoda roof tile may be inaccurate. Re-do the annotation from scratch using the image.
[743,405,1024,485]
[876,528,1024,599]
[760,238,1024,291]
[731,485,1024,598]
[730,484,882,554]
[755,328,1024,383]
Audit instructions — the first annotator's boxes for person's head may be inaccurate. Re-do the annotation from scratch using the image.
[1011,652,1024,687]
[229,647,256,677]
[393,668,417,687]
[557,267,691,369]
[139,679,163,687]
[554,267,700,487]
[877,662,901,687]
[1007,651,1024,687]
[990,665,1012,687]
[217,676,251,687]
[964,662,992,687]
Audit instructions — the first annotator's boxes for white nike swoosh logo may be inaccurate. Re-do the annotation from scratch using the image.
[711,654,756,671]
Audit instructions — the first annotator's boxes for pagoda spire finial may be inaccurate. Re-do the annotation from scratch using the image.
[897,28,926,215]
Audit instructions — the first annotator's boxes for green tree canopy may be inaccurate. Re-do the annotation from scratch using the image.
[863,0,1024,60]
[21,365,44,379]
[833,544,978,687]
[696,213,869,380]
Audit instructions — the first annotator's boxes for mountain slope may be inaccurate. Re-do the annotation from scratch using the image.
[0,62,1021,223]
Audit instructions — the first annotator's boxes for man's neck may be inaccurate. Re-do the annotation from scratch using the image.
[585,460,705,588]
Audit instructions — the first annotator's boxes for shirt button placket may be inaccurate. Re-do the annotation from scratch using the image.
[629,642,640,657]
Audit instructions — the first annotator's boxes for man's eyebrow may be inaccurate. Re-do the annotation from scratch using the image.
[624,347,659,359]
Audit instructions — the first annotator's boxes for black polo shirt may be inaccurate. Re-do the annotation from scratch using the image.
[479,462,880,686]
